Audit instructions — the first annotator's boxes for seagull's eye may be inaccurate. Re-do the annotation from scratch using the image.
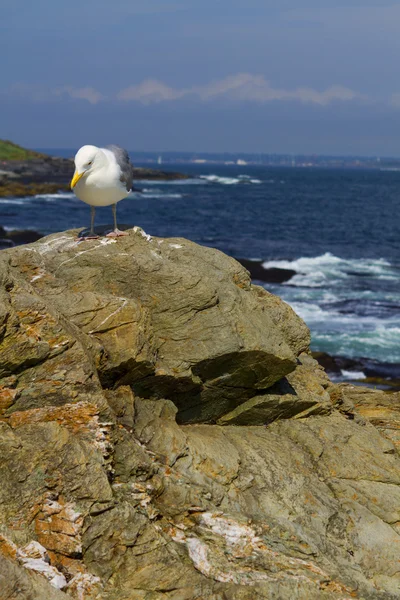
[88,161,93,166]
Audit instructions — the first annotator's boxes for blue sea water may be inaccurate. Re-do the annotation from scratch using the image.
[1,163,400,366]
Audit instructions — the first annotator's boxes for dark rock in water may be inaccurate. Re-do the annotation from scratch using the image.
[313,352,400,391]
[3,228,43,245]
[0,226,43,249]
[0,230,400,599]
[0,238,14,250]
[0,180,70,198]
[132,166,190,181]
[312,351,343,374]
[0,153,191,198]
[236,258,296,283]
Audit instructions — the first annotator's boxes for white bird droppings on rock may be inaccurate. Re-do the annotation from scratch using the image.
[133,226,152,242]
[66,572,102,600]
[17,541,67,589]
[99,238,117,245]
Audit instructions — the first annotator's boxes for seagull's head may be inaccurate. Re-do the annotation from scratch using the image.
[71,145,100,189]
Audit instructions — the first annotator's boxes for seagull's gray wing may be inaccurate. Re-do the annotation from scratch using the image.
[107,145,134,192]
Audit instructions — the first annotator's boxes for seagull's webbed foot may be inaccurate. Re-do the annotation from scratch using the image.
[106,229,129,238]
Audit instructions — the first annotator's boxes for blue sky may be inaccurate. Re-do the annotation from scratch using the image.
[2,0,400,155]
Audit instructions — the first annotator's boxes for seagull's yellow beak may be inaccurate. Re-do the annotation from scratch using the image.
[71,170,84,189]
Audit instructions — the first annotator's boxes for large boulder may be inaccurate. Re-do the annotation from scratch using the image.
[0,229,309,423]
[0,228,399,600]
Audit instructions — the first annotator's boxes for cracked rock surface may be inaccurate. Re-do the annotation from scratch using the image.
[0,228,399,599]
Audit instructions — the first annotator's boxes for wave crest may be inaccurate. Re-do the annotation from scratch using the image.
[262,253,396,287]
[199,174,262,185]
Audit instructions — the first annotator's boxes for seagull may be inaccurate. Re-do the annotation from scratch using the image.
[70,144,134,238]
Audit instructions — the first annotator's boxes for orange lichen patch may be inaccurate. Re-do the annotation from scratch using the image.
[0,387,18,412]
[355,405,400,424]
[35,517,78,538]
[24,324,44,341]
[35,497,83,558]
[232,273,249,289]
[36,531,82,556]
[106,281,122,295]
[0,535,18,560]
[320,580,358,597]
[47,551,86,577]
[15,309,48,323]
[8,401,99,433]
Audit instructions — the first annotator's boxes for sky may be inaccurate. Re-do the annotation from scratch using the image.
[2,0,400,155]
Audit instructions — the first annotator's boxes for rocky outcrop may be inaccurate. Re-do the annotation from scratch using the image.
[0,180,70,198]
[313,352,400,391]
[0,226,43,250]
[0,229,400,599]
[236,258,296,284]
[0,154,190,197]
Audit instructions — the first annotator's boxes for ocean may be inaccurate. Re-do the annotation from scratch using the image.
[1,163,400,377]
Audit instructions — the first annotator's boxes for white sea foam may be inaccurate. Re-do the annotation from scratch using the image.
[262,253,396,287]
[0,198,25,205]
[238,175,262,184]
[135,178,205,185]
[200,175,240,185]
[291,300,400,330]
[144,193,183,199]
[130,191,183,200]
[34,192,76,200]
[311,325,400,363]
[340,370,366,380]
[199,174,262,185]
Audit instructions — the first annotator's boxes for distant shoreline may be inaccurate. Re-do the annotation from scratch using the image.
[36,147,400,171]
[0,157,191,198]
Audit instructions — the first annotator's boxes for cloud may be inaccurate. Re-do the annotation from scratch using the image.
[117,80,185,103]
[55,86,105,105]
[117,73,361,106]
[2,83,50,102]
[1,75,363,107]
[389,93,400,109]
[1,83,104,105]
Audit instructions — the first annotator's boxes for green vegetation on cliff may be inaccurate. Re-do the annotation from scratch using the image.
[0,139,47,161]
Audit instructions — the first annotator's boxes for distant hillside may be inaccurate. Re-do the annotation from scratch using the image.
[0,139,48,161]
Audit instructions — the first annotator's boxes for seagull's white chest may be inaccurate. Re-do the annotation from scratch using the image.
[74,162,128,207]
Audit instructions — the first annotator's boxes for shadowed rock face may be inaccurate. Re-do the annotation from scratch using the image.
[0,229,400,600]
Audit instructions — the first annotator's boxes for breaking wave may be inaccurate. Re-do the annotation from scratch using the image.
[34,192,76,200]
[0,199,25,205]
[263,253,397,287]
[199,174,262,185]
[135,178,205,186]
[132,191,183,200]
[263,253,400,363]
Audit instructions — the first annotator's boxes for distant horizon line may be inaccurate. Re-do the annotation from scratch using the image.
[34,147,400,161]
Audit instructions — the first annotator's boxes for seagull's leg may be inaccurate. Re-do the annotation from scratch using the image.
[76,206,99,240]
[90,206,96,235]
[106,204,128,237]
